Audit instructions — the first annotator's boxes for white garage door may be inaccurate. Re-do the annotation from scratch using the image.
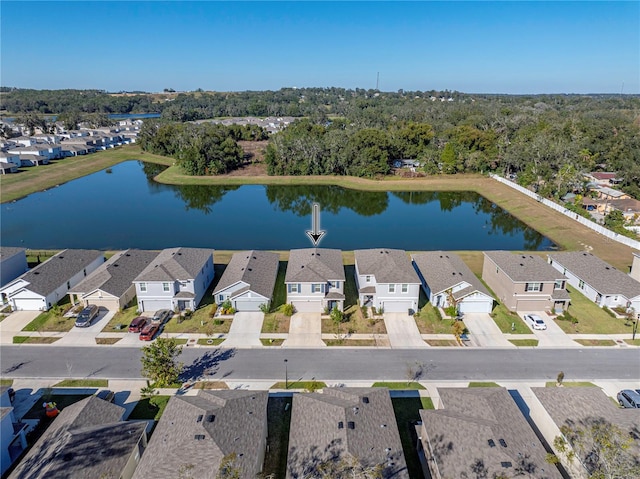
[458,300,493,314]
[382,301,414,313]
[140,299,171,312]
[234,298,266,312]
[291,300,322,313]
[13,298,46,311]
[88,298,120,311]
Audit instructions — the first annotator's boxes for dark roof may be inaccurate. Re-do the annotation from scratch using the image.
[354,249,420,284]
[7,249,103,297]
[419,388,562,479]
[412,251,493,299]
[213,250,279,299]
[9,396,145,479]
[285,249,345,283]
[484,251,566,283]
[69,249,158,298]
[549,251,640,299]
[286,387,409,479]
[0,246,25,261]
[135,247,213,282]
[133,390,268,479]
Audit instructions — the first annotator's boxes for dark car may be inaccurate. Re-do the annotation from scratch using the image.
[75,304,100,327]
[139,323,160,341]
[151,309,173,326]
[128,316,149,333]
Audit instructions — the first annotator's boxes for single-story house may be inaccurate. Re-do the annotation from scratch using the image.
[18,154,49,166]
[0,249,104,311]
[354,248,420,313]
[285,248,345,313]
[482,251,570,313]
[0,387,27,476]
[548,251,640,313]
[0,162,18,174]
[132,390,268,479]
[0,152,21,168]
[9,396,147,479]
[412,251,495,314]
[417,388,562,479]
[0,247,27,288]
[133,247,214,312]
[609,198,640,224]
[594,186,630,201]
[286,388,408,479]
[213,250,279,311]
[69,249,159,311]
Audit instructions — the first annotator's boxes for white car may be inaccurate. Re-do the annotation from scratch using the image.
[524,314,547,330]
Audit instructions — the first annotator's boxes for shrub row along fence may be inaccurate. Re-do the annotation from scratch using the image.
[490,174,640,251]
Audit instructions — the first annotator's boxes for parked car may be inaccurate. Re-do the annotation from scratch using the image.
[524,314,547,331]
[151,309,173,326]
[128,316,149,333]
[75,304,100,327]
[617,389,640,408]
[139,323,160,341]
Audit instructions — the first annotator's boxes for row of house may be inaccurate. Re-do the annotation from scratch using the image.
[2,246,639,316]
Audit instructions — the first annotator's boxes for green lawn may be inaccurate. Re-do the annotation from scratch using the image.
[128,396,171,421]
[554,286,637,334]
[545,382,597,388]
[95,337,121,345]
[509,339,539,347]
[22,297,75,332]
[13,336,60,344]
[413,304,459,334]
[270,261,288,310]
[0,379,13,386]
[468,382,500,388]
[574,339,617,347]
[391,397,434,479]
[102,304,140,332]
[260,338,285,346]
[625,339,640,346]
[325,339,377,346]
[490,303,530,334]
[53,379,108,388]
[197,338,226,345]
[425,339,460,346]
[262,309,291,333]
[271,381,327,391]
[262,397,293,479]
[372,382,426,390]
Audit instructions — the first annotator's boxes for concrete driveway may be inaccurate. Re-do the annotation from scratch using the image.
[0,310,40,344]
[384,313,426,348]
[283,313,325,348]
[463,313,514,347]
[520,311,580,347]
[56,309,116,346]
[223,312,264,347]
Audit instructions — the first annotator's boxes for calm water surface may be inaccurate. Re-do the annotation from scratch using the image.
[1,161,555,251]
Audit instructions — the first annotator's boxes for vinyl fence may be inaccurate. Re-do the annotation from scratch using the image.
[490,174,640,251]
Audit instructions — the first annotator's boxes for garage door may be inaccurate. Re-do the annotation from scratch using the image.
[13,298,46,311]
[88,298,120,311]
[458,300,493,314]
[234,298,266,312]
[140,299,171,312]
[382,301,414,313]
[291,300,322,313]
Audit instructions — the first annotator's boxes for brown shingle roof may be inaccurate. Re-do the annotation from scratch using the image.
[285,249,345,284]
[354,249,420,284]
[135,247,213,282]
[213,250,279,300]
[484,251,566,283]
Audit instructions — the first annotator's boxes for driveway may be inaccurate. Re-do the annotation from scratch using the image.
[463,313,514,348]
[223,312,264,347]
[0,311,40,344]
[520,311,580,347]
[383,313,426,348]
[56,309,116,346]
[283,313,325,348]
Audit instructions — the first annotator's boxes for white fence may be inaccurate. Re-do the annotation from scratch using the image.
[490,174,640,251]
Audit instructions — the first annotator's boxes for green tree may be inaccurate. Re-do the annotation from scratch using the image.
[440,143,459,174]
[140,337,183,387]
[216,453,241,479]
[330,306,343,333]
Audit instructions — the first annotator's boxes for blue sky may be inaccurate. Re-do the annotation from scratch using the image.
[2,1,638,93]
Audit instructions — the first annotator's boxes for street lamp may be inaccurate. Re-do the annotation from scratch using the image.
[284,358,288,389]
[633,319,638,341]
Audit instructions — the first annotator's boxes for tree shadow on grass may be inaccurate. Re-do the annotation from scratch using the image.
[179,348,236,382]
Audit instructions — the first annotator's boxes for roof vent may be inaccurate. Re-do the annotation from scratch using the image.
[59,256,64,259]
[362,397,369,404]
[206,414,215,422]
[114,264,119,267]
[519,263,524,267]
[338,421,344,429]
[194,434,206,440]
[248,268,252,272]
[196,415,203,423]
[501,462,512,468]
[488,439,495,447]
[348,421,355,429]
[34,271,40,275]
[63,453,73,462]
[499,438,507,448]
[353,407,359,414]
[125,253,131,256]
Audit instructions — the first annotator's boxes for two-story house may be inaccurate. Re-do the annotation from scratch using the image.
[482,251,569,313]
[285,248,345,313]
[133,247,214,312]
[354,249,420,314]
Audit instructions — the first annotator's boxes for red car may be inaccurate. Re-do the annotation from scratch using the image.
[129,316,149,333]
[139,323,159,341]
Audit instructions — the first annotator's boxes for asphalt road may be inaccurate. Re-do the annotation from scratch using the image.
[2,346,639,382]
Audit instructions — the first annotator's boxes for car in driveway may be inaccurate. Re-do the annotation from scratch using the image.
[74,304,100,327]
[128,316,149,333]
[139,322,160,341]
[617,389,640,408]
[151,309,173,326]
[524,314,547,331]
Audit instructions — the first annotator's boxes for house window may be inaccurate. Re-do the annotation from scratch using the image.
[401,284,408,293]
[163,283,170,292]
[389,284,395,293]
[365,275,371,282]
[330,281,339,288]
[288,284,299,293]
[140,283,147,292]
[219,294,225,302]
[525,283,542,292]
[554,280,564,290]
[578,280,585,289]
[312,284,322,293]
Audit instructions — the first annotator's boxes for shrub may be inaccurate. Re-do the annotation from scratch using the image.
[557,371,565,385]
[433,306,443,321]
[558,311,579,324]
[361,306,369,319]
[214,319,223,326]
[209,303,218,318]
[282,304,294,316]
[259,302,269,314]
[444,305,457,318]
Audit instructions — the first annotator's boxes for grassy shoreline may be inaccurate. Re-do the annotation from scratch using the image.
[1,145,635,269]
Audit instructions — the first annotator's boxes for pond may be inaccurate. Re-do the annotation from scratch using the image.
[0,161,555,251]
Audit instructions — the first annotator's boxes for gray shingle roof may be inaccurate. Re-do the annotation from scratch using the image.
[133,390,268,479]
[0,246,25,261]
[354,249,420,284]
[69,249,158,298]
[213,250,279,299]
[285,249,345,284]
[135,247,213,282]
[412,251,493,300]
[419,388,562,479]
[9,396,145,479]
[9,249,103,297]
[548,251,640,299]
[286,387,409,479]
[484,251,566,283]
